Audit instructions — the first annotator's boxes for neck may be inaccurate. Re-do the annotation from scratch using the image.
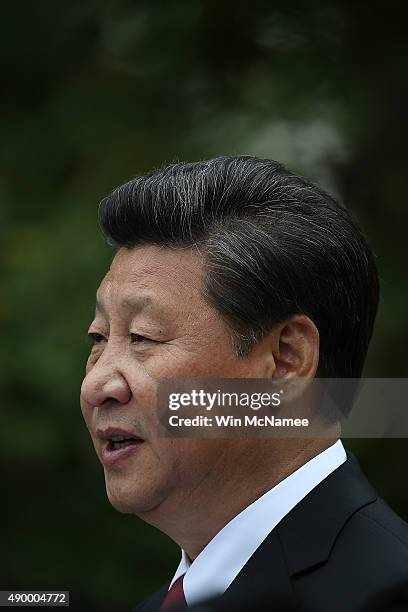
[138,437,337,560]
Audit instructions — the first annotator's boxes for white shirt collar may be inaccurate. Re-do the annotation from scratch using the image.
[170,439,347,606]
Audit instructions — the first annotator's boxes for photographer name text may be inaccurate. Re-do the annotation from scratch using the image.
[168,415,309,428]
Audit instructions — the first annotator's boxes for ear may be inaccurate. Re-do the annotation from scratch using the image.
[269,315,320,379]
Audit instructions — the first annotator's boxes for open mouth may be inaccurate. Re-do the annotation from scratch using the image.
[106,436,144,452]
[97,428,145,466]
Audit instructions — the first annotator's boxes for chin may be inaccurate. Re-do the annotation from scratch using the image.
[105,474,171,515]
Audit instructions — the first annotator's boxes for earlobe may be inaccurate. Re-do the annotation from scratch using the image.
[274,364,288,377]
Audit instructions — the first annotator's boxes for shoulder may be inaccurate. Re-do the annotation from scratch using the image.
[358,496,408,546]
[276,450,408,611]
[294,496,408,611]
[335,496,408,571]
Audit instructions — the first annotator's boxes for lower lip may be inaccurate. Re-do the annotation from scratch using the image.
[101,441,144,467]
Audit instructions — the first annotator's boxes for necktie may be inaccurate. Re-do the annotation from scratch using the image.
[160,575,186,611]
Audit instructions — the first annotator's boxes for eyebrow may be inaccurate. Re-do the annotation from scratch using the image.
[95,294,165,317]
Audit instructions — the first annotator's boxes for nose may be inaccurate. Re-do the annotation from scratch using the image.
[81,358,132,408]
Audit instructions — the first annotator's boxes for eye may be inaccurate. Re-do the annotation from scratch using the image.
[88,332,106,344]
[130,333,151,344]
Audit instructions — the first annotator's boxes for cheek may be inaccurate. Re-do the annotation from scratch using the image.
[183,352,249,378]
[142,346,240,380]
[85,350,100,374]
[167,439,225,483]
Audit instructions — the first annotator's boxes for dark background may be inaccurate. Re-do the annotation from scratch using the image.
[2,1,407,610]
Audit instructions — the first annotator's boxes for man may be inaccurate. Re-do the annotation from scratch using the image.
[80,156,408,611]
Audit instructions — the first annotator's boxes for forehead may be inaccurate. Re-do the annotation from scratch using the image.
[96,245,205,312]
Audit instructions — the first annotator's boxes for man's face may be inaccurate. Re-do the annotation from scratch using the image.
[80,245,268,517]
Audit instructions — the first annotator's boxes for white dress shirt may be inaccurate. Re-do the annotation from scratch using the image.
[169,439,347,606]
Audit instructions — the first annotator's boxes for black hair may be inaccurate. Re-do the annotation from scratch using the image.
[99,155,379,379]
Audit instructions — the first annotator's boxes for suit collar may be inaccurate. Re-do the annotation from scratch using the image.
[276,451,377,575]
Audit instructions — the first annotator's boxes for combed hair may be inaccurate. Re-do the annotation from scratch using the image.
[99,155,379,379]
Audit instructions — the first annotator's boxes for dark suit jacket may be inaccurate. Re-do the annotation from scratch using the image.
[133,452,408,611]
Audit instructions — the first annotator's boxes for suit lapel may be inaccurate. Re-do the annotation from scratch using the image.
[276,451,377,576]
[221,528,297,609]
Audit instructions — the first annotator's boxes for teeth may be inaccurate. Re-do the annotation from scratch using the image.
[110,435,131,442]
[112,440,133,450]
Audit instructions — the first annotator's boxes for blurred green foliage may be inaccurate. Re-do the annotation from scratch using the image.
[2,1,408,610]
